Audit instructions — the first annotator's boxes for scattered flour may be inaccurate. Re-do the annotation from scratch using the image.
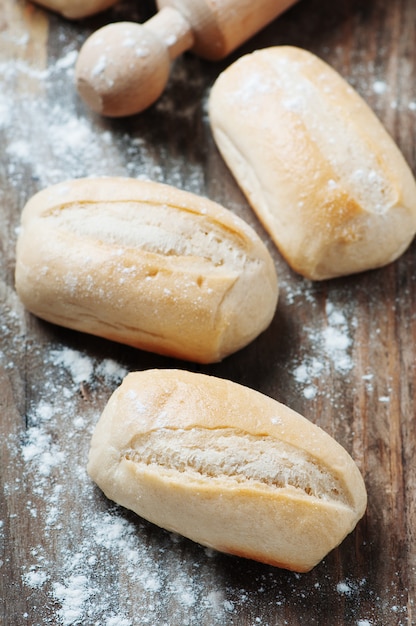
[7,346,275,625]
[289,295,354,400]
[50,348,96,384]
[336,580,355,595]
[0,38,207,192]
[4,340,408,625]
[372,80,387,95]
[53,575,96,626]
[22,569,48,588]
[1,13,414,626]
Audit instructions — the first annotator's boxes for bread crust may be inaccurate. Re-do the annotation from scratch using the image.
[88,369,367,572]
[15,177,278,363]
[209,46,416,280]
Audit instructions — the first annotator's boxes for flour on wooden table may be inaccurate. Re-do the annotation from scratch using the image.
[372,80,387,95]
[0,44,206,193]
[4,343,261,625]
[1,17,414,626]
[1,336,407,625]
[284,281,354,399]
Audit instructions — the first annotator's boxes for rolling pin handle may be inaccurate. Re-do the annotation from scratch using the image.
[75,7,194,118]
[147,6,194,61]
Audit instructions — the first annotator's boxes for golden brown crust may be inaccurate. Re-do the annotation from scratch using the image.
[15,178,278,363]
[209,46,416,280]
[88,369,367,572]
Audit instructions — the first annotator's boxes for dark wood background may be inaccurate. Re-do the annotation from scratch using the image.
[1,0,416,624]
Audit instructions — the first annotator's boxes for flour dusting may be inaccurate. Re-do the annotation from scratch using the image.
[0,41,206,193]
[288,292,354,400]
[8,343,285,625]
[1,10,414,626]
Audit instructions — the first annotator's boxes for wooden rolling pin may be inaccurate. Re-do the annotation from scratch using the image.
[75,0,299,117]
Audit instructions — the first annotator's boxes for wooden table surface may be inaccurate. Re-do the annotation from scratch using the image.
[1,0,416,624]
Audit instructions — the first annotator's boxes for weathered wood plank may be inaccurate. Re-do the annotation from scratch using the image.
[1,0,416,624]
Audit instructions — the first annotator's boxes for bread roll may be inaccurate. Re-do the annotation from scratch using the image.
[88,369,367,572]
[209,46,416,280]
[14,177,278,363]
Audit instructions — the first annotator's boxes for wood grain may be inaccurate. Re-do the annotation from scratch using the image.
[1,0,416,624]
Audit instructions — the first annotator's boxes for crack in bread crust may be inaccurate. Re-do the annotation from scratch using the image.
[42,200,251,270]
[123,427,347,504]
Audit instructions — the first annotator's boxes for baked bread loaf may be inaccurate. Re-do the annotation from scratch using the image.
[88,369,367,572]
[209,46,416,280]
[14,177,278,363]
